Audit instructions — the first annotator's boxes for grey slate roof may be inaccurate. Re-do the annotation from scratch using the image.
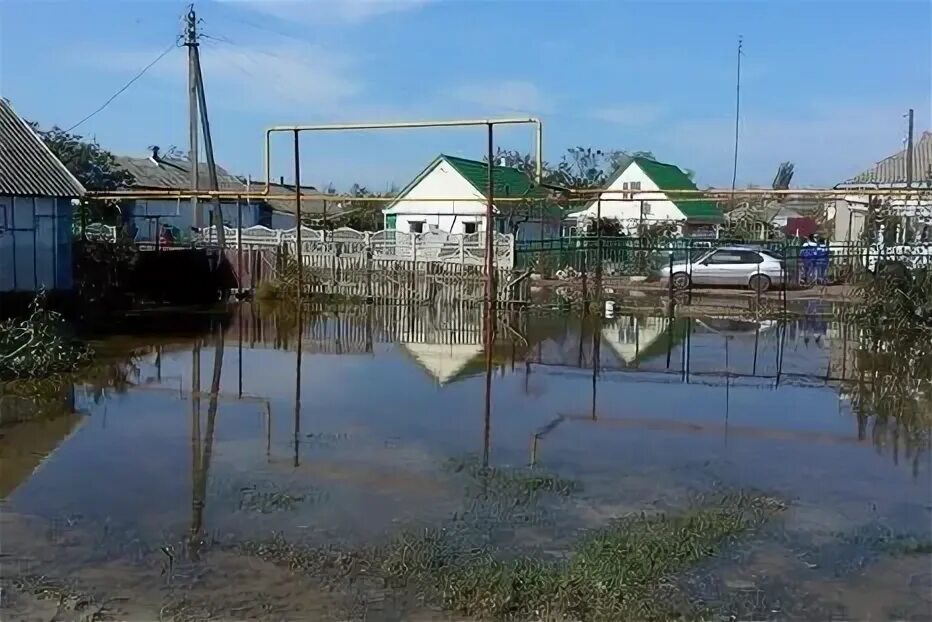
[113,150,342,217]
[261,182,336,217]
[842,131,932,186]
[0,99,85,197]
[114,153,246,191]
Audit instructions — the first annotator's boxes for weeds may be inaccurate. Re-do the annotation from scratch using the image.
[237,483,324,513]
[839,523,932,557]
[445,456,580,501]
[0,292,93,379]
[236,491,785,621]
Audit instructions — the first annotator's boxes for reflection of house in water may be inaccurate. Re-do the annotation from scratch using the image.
[0,385,81,498]
[226,303,532,386]
[394,305,488,386]
[600,316,681,367]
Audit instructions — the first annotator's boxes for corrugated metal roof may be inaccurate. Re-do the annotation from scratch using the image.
[260,182,335,217]
[113,153,246,191]
[0,99,85,197]
[842,131,932,186]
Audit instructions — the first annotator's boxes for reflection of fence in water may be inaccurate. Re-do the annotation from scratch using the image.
[229,303,514,352]
[525,315,862,385]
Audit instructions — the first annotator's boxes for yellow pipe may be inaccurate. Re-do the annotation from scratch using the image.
[263,117,544,189]
[88,188,930,201]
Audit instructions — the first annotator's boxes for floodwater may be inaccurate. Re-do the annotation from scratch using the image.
[1,303,930,621]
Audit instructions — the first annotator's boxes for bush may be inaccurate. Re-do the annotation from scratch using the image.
[0,293,93,379]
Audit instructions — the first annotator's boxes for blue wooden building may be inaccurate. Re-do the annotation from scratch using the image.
[0,99,86,294]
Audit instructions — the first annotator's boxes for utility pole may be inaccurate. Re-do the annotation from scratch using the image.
[905,108,914,188]
[193,40,225,247]
[184,4,224,248]
[184,6,200,229]
[730,35,743,208]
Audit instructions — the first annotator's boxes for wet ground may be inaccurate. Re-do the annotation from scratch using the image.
[1,303,930,620]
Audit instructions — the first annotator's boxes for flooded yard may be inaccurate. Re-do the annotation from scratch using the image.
[1,303,930,621]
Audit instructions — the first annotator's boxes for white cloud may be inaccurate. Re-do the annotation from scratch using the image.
[446,80,551,115]
[658,103,928,187]
[591,104,666,126]
[224,0,432,24]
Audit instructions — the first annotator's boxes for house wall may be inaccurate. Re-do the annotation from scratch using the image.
[384,161,490,234]
[832,199,867,242]
[0,195,73,293]
[270,210,297,230]
[578,162,685,231]
[509,219,561,241]
[124,198,267,241]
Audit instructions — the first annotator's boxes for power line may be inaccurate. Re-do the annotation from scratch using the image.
[65,39,180,133]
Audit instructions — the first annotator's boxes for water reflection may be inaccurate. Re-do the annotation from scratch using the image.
[0,301,929,619]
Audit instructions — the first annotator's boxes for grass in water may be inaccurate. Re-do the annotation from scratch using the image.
[238,491,785,621]
[422,492,785,621]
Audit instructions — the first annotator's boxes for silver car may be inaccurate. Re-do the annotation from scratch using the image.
[659,246,785,292]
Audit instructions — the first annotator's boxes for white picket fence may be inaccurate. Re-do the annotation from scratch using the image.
[198,225,516,269]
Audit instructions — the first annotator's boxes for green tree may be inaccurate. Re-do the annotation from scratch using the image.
[339,183,391,231]
[30,124,135,226]
[485,146,656,189]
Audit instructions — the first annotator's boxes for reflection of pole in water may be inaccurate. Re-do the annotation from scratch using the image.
[190,342,201,548]
[190,322,224,559]
[294,306,303,468]
[775,320,786,386]
[265,401,272,462]
[591,314,601,421]
[680,319,693,383]
[752,324,760,376]
[724,337,730,446]
[482,304,495,468]
[238,304,244,398]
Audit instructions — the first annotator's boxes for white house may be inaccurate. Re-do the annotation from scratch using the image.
[0,99,86,295]
[383,154,560,240]
[567,156,723,236]
[833,131,932,244]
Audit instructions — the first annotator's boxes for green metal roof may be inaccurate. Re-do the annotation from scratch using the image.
[384,154,561,217]
[632,157,723,223]
[442,154,550,200]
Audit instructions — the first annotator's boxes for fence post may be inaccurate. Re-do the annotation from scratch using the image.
[459,234,465,264]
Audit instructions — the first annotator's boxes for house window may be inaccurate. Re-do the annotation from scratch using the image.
[409,220,424,233]
[622,181,641,200]
[463,222,477,234]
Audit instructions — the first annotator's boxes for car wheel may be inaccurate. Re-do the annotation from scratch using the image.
[671,272,691,290]
[748,274,771,293]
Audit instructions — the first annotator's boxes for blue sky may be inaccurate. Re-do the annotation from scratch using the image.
[1,0,929,191]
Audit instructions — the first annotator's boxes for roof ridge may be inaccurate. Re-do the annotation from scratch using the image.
[633,155,678,169]
[441,153,525,171]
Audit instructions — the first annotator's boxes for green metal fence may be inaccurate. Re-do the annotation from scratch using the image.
[514,236,885,284]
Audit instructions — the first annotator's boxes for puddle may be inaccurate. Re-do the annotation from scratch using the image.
[1,303,929,620]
